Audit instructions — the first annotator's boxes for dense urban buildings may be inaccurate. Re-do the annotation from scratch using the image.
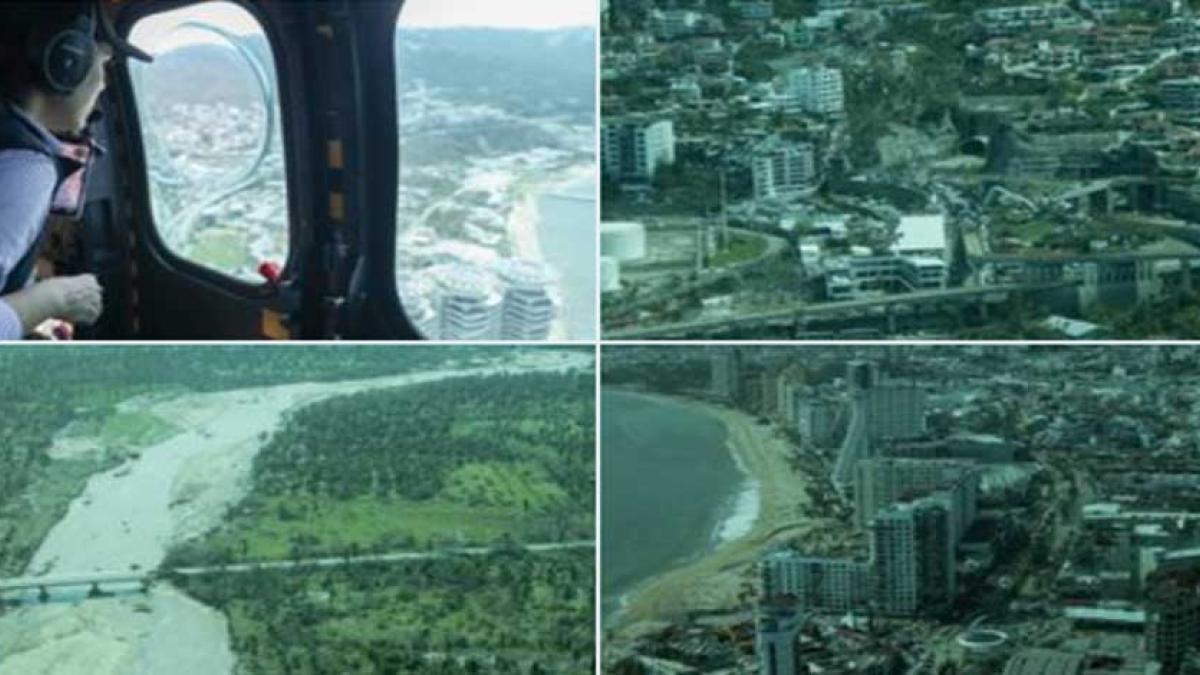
[601,0,1200,339]
[603,345,1200,675]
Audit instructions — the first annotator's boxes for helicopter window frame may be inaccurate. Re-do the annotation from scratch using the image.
[117,0,299,294]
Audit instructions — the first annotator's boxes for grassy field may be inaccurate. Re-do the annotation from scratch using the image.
[188,490,564,563]
[709,233,768,267]
[186,227,253,272]
[61,409,179,457]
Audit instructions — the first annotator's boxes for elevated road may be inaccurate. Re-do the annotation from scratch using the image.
[606,282,1077,339]
[974,251,1200,264]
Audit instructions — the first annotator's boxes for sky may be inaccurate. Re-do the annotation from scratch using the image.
[127,0,598,54]
[128,3,262,53]
[400,0,597,29]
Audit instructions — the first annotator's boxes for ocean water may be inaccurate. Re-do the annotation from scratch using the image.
[600,390,744,623]
[538,174,597,340]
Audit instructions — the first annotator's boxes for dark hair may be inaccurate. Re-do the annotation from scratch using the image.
[0,1,94,99]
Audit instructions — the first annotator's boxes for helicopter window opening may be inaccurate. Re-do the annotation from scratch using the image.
[128,2,289,284]
[395,0,598,341]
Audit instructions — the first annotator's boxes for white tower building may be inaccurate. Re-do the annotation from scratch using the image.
[756,599,804,675]
[494,259,557,341]
[427,264,503,340]
[786,67,845,114]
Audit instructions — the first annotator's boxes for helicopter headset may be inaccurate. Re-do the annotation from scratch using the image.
[28,3,99,96]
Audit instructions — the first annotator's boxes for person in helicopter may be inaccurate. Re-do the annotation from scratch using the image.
[0,1,152,339]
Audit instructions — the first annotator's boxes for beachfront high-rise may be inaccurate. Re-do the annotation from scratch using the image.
[710,347,744,402]
[426,264,504,340]
[871,498,956,617]
[760,551,871,613]
[755,598,805,675]
[854,458,979,539]
[494,259,558,341]
[832,360,928,492]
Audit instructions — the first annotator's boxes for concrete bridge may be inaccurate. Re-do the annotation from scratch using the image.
[606,281,1078,339]
[0,540,594,602]
[0,571,152,596]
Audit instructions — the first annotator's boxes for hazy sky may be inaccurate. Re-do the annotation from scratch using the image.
[401,0,596,29]
[128,0,598,53]
[129,3,261,52]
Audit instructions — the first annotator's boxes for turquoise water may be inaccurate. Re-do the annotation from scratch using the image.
[538,174,596,340]
[600,390,740,623]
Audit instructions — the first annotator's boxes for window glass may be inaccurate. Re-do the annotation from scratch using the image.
[396,0,598,340]
[129,2,289,283]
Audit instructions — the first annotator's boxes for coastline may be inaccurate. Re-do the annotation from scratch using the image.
[605,389,813,635]
[508,162,595,263]
[507,162,596,340]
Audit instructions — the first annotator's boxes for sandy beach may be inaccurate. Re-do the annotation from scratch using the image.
[610,391,821,635]
[507,163,595,263]
[507,162,595,341]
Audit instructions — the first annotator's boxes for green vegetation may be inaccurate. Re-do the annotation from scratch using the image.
[175,549,593,675]
[164,368,595,674]
[1086,291,1200,339]
[60,409,179,456]
[170,370,594,565]
[0,346,566,578]
[186,227,254,272]
[0,457,112,576]
[708,232,768,267]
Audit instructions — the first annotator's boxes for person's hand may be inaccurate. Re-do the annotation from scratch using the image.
[42,274,103,325]
[3,274,103,335]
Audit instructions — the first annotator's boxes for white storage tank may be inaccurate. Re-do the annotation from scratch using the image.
[601,221,647,261]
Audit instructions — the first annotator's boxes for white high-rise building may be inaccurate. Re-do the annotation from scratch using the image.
[833,360,926,491]
[786,67,845,115]
[427,264,503,340]
[494,259,557,341]
[756,599,804,675]
[855,458,978,540]
[710,348,743,402]
[865,384,927,441]
[871,498,956,617]
[753,141,818,200]
[601,117,676,182]
[761,551,871,612]
[796,398,839,447]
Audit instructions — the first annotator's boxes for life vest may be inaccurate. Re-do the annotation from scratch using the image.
[0,102,84,295]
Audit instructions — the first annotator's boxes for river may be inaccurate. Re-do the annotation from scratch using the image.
[600,390,745,624]
[0,350,591,675]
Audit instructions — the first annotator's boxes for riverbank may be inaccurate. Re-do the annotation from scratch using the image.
[607,390,814,635]
[0,350,592,675]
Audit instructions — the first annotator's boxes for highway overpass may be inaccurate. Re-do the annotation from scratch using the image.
[606,282,1078,339]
